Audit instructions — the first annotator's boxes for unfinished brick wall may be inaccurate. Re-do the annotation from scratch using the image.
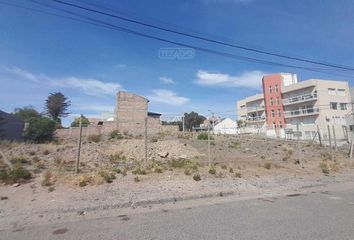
[116,91,148,134]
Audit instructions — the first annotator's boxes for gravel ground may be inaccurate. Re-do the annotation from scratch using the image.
[0,134,353,230]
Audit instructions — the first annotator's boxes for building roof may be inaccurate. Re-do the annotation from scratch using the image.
[148,112,162,117]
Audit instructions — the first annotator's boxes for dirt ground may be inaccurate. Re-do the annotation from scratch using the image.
[0,133,353,229]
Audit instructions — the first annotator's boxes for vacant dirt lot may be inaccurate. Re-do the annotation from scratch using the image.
[0,133,353,229]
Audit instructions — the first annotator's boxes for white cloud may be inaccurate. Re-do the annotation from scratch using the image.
[148,89,189,105]
[195,70,266,89]
[114,63,127,68]
[159,76,175,85]
[4,66,123,97]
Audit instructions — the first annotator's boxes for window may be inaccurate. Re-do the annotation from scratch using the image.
[273,121,276,129]
[271,110,275,118]
[269,86,272,93]
[337,89,346,96]
[328,88,336,96]
[276,97,280,105]
[270,98,274,105]
[275,85,278,92]
[279,121,283,129]
[330,102,338,110]
[340,103,347,110]
[277,109,281,117]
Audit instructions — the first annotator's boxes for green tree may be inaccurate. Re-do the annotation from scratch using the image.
[71,115,90,127]
[23,117,56,143]
[14,106,40,122]
[45,92,71,126]
[237,120,246,128]
[183,112,206,131]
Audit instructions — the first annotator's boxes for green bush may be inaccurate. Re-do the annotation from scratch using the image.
[193,174,201,181]
[110,130,124,139]
[132,167,147,175]
[109,152,127,163]
[319,162,330,174]
[23,117,56,143]
[0,165,31,184]
[99,170,116,183]
[208,167,216,175]
[10,156,29,165]
[264,163,271,169]
[197,132,214,140]
[87,134,101,143]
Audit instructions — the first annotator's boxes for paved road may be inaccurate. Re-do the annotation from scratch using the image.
[2,186,354,240]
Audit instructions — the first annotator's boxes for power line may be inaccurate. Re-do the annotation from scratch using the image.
[51,0,354,72]
[20,1,354,77]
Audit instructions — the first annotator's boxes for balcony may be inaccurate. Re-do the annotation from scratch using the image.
[247,105,265,113]
[246,116,266,123]
[284,108,319,118]
[282,92,317,106]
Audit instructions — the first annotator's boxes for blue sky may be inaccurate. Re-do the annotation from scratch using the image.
[1,0,354,126]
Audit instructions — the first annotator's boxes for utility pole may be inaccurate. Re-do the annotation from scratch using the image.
[208,123,211,167]
[75,114,83,174]
[144,116,148,163]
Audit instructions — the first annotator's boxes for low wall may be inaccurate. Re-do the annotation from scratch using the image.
[56,121,180,138]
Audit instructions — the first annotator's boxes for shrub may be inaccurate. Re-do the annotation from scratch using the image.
[132,167,147,175]
[29,151,36,156]
[122,168,128,176]
[23,116,56,143]
[264,163,271,169]
[48,186,55,192]
[10,156,29,165]
[229,167,234,173]
[151,138,158,143]
[184,168,191,175]
[109,152,127,163]
[41,171,52,186]
[319,162,330,174]
[208,167,216,175]
[228,141,241,149]
[99,170,116,183]
[197,133,214,140]
[110,130,124,139]
[0,165,31,184]
[234,172,242,178]
[78,174,91,187]
[221,165,227,170]
[43,149,50,155]
[87,134,101,143]
[134,176,140,182]
[112,168,121,174]
[153,165,163,173]
[193,174,201,181]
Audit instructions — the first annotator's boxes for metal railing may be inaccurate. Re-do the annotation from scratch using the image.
[246,116,266,122]
[246,105,265,113]
[283,92,317,106]
[284,107,319,118]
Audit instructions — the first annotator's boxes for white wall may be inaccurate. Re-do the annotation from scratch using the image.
[213,118,238,134]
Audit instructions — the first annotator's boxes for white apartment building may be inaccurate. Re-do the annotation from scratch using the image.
[236,73,352,140]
